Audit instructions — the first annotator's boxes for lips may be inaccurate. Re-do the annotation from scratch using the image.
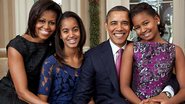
[68,38,78,44]
[114,32,126,38]
[141,33,151,38]
[40,30,50,35]
[143,34,149,37]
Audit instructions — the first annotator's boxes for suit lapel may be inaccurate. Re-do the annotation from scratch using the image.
[100,41,119,90]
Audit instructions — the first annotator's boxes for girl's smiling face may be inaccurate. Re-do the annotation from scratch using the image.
[132,11,161,42]
[60,17,80,49]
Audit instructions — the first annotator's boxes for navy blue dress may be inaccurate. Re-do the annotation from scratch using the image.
[38,55,81,104]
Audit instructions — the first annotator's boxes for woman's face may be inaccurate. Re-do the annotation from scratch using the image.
[35,10,57,42]
[60,17,80,49]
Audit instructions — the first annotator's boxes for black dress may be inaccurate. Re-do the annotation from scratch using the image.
[0,35,54,104]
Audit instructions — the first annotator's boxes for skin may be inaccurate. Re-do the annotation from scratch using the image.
[38,17,82,102]
[8,10,57,104]
[105,11,131,48]
[140,93,169,104]
[24,10,57,43]
[132,12,162,42]
[120,11,185,104]
[60,17,81,49]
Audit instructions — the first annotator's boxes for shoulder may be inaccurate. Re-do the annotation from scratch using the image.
[174,44,182,51]
[6,35,27,56]
[125,42,134,50]
[44,55,58,65]
[85,40,110,56]
[42,55,59,69]
[7,35,24,48]
[174,44,184,56]
[41,55,59,74]
[123,42,134,57]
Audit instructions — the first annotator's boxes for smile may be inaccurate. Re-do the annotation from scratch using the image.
[114,33,126,37]
[40,30,49,35]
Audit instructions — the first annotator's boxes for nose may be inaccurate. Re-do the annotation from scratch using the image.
[117,23,123,31]
[141,26,146,33]
[68,30,74,37]
[43,22,49,29]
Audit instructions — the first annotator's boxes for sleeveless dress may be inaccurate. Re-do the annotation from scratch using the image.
[132,42,175,100]
[38,55,81,104]
[0,35,54,104]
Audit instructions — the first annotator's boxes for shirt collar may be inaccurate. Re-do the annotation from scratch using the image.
[109,39,127,55]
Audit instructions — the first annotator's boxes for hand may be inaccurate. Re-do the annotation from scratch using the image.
[149,93,173,104]
[139,99,149,104]
[150,99,173,104]
[139,99,159,104]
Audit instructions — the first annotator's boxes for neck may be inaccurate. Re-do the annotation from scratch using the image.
[64,47,79,58]
[64,48,82,69]
[22,34,45,43]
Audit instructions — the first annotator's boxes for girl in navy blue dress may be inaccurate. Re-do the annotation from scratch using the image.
[38,11,86,104]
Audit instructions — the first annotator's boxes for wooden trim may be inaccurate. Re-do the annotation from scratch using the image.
[0,48,6,58]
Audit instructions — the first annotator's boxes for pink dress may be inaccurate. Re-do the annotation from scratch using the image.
[132,42,175,99]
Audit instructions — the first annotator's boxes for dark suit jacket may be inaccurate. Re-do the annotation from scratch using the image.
[72,40,179,104]
[72,40,129,104]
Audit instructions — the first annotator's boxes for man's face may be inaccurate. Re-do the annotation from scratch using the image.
[105,11,130,47]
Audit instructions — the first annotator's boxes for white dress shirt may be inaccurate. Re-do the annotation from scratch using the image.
[109,39,126,63]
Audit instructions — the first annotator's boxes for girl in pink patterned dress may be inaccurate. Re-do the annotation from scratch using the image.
[120,2,185,104]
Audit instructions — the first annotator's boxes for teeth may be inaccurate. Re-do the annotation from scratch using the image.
[143,34,149,37]
[68,39,77,44]
[40,30,49,35]
[114,33,125,37]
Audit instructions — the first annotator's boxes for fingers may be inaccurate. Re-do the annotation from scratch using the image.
[141,99,160,104]
[140,99,149,104]
[150,98,163,102]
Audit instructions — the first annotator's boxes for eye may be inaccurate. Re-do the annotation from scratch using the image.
[48,21,56,26]
[38,19,45,24]
[133,26,140,31]
[143,21,149,26]
[73,27,79,32]
[62,29,68,33]
[122,21,129,26]
[110,21,117,25]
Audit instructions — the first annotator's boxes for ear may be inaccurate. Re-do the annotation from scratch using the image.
[105,22,108,31]
[154,15,160,24]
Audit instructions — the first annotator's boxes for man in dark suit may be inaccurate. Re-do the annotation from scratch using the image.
[72,6,178,104]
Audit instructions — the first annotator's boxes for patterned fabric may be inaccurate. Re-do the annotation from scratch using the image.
[132,42,175,100]
[38,55,81,104]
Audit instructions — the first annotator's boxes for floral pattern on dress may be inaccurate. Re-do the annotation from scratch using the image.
[132,42,175,100]
[38,55,81,104]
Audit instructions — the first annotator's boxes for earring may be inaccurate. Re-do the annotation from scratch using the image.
[157,22,160,25]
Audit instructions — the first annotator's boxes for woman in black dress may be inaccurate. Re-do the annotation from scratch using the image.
[0,1,62,104]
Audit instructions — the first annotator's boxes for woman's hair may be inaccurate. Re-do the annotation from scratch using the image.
[55,11,86,64]
[25,0,62,39]
[130,2,165,36]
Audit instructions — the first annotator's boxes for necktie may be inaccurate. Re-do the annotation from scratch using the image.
[116,49,123,77]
